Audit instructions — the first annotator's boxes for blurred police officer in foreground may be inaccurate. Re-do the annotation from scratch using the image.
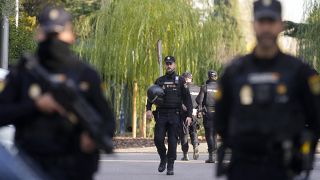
[179,72,200,161]
[196,70,218,163]
[146,56,192,175]
[0,7,115,180]
[215,0,320,179]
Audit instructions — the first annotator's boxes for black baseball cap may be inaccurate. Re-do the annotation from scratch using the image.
[254,0,282,21]
[164,56,175,63]
[182,71,192,79]
[38,6,72,34]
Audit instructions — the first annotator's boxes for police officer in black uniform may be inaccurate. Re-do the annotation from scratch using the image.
[179,72,200,161]
[0,7,115,180]
[196,70,218,163]
[215,0,320,179]
[146,56,192,175]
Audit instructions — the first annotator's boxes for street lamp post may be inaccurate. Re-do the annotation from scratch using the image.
[1,16,9,69]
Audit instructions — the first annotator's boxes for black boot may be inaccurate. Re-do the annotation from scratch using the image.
[205,152,214,163]
[166,162,174,175]
[181,152,189,161]
[158,159,167,172]
[193,146,199,160]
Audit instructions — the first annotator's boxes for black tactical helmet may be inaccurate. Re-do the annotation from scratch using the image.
[147,85,165,106]
[208,70,218,80]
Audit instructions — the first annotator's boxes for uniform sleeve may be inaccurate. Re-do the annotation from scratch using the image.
[196,85,205,108]
[146,101,153,111]
[83,68,116,137]
[301,65,320,138]
[0,70,38,126]
[214,68,233,140]
[181,78,192,118]
[146,79,159,111]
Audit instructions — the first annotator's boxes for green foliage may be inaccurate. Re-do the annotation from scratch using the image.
[22,0,101,18]
[9,14,37,64]
[21,0,61,17]
[0,0,15,16]
[75,0,244,133]
[294,0,320,70]
[62,0,102,18]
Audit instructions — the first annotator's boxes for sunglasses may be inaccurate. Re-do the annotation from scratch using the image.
[165,62,173,65]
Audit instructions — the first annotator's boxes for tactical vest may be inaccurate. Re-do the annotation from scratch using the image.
[205,82,217,108]
[158,75,182,109]
[188,84,200,108]
[227,55,306,140]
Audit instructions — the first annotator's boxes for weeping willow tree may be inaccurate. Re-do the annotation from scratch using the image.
[75,0,244,135]
[290,0,320,70]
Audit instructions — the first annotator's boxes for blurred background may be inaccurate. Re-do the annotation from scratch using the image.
[0,0,318,140]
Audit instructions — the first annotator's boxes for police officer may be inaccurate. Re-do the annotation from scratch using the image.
[0,7,115,180]
[179,72,200,161]
[196,70,218,163]
[215,0,320,179]
[146,56,192,175]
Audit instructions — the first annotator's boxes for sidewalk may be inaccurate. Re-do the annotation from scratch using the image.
[115,142,209,153]
[115,142,320,153]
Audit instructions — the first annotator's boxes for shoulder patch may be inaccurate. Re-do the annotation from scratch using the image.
[101,82,107,91]
[0,81,6,93]
[214,87,223,101]
[308,75,320,95]
[28,83,42,99]
[80,81,90,91]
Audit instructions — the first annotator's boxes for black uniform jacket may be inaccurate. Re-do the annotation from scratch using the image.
[146,72,193,118]
[215,50,320,148]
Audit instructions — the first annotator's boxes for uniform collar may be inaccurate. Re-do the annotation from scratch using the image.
[251,48,282,66]
[37,38,76,71]
[165,71,177,78]
[206,80,216,84]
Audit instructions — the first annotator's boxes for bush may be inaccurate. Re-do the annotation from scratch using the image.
[9,14,37,64]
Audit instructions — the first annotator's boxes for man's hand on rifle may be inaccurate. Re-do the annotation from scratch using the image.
[186,117,192,126]
[35,93,66,115]
[146,110,153,120]
[192,109,197,116]
[197,107,203,118]
[80,132,97,153]
[182,104,187,112]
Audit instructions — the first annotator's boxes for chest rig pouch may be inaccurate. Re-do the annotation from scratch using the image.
[205,82,217,107]
[251,73,277,105]
[244,72,281,106]
[158,76,182,108]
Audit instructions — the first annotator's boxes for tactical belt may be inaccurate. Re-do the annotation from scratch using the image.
[206,107,215,112]
[156,108,180,113]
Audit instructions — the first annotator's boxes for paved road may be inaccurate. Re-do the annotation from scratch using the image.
[96,153,320,180]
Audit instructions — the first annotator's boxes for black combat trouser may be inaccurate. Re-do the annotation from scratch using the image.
[154,110,180,163]
[203,111,216,153]
[26,151,99,180]
[179,115,199,153]
[228,150,291,180]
